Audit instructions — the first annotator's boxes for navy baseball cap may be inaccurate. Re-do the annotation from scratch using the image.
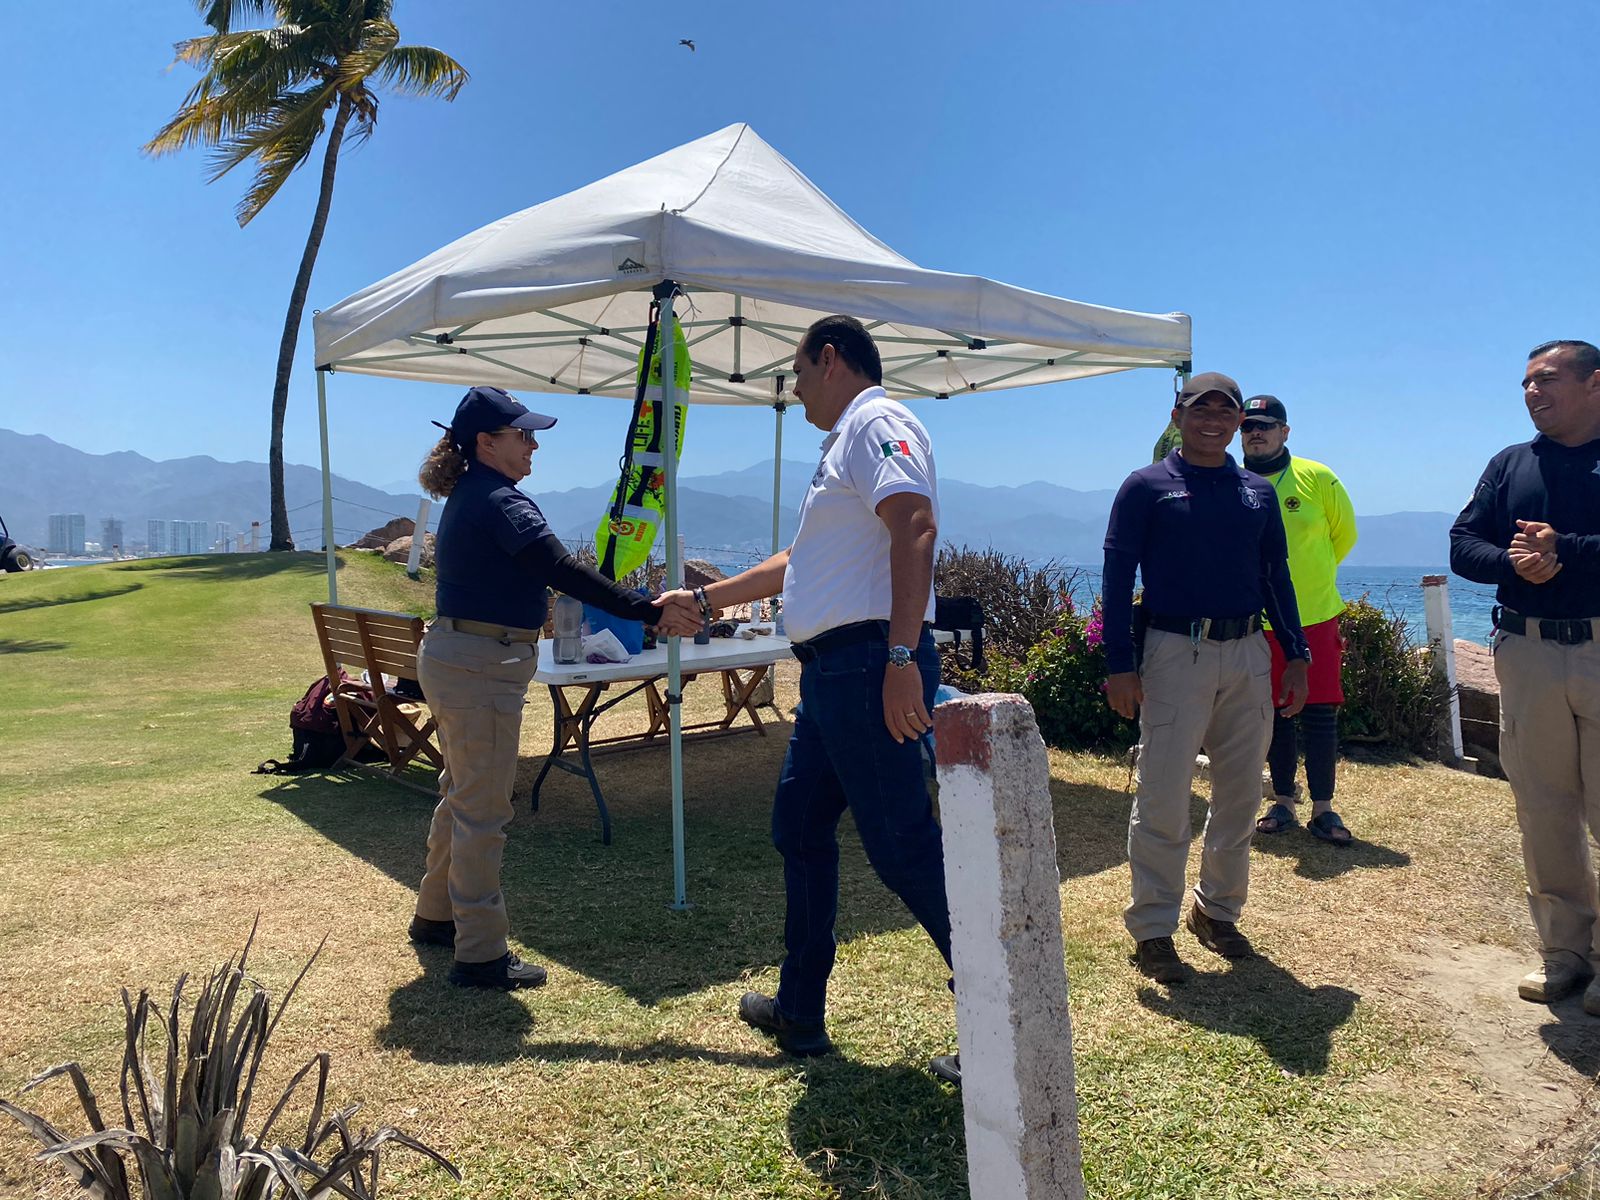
[1176,371,1243,409]
[1242,394,1288,424]
[437,386,557,451]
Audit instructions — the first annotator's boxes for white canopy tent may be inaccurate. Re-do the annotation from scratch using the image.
[312,123,1191,907]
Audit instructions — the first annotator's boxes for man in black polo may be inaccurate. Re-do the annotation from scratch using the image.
[1450,339,1600,1010]
[1102,372,1310,983]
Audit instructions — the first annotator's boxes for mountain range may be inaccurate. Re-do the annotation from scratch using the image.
[0,428,1456,566]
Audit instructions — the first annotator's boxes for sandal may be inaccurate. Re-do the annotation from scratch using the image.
[1255,802,1298,835]
[1307,810,1353,846]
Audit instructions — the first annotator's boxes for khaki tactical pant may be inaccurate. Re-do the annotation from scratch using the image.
[1494,630,1600,969]
[1125,629,1274,943]
[414,624,538,964]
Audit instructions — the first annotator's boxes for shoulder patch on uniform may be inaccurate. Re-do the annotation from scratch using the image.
[1240,486,1263,510]
[880,439,911,458]
[1285,496,1302,511]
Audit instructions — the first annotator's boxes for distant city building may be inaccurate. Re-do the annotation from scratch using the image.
[101,518,124,556]
[215,521,232,552]
[48,513,86,555]
[170,519,211,555]
[147,519,169,556]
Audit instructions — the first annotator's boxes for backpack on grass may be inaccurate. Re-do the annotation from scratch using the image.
[254,675,385,775]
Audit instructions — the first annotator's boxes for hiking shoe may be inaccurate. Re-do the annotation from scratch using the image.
[1186,907,1255,960]
[448,952,548,991]
[1584,977,1600,1017]
[738,991,833,1057]
[1518,955,1593,1003]
[929,1054,962,1086]
[1134,936,1186,983]
[408,915,455,948]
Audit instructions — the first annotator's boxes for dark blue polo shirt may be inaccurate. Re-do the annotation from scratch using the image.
[1449,435,1600,618]
[1102,450,1306,674]
[434,462,553,629]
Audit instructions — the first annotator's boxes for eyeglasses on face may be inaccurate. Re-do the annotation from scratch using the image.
[1240,419,1281,432]
[495,427,539,445]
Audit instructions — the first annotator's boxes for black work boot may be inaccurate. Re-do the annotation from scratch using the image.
[449,952,548,991]
[1134,936,1187,983]
[1186,907,1255,960]
[738,991,833,1057]
[408,915,456,948]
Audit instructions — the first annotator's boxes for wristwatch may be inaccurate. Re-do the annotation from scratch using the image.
[887,644,915,669]
[692,586,713,621]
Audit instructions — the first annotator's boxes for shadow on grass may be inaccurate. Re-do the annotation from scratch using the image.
[112,552,339,581]
[0,582,143,613]
[1049,773,1138,880]
[1137,953,1358,1075]
[0,638,68,654]
[379,952,536,1064]
[1538,1004,1600,1077]
[263,731,937,1007]
[1250,826,1411,880]
[787,1058,966,1197]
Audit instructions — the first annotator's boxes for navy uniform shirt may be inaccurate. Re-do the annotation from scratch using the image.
[434,463,553,629]
[1101,450,1308,674]
[1448,435,1600,618]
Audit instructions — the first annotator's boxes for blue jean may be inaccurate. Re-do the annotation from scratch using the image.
[773,627,952,1023]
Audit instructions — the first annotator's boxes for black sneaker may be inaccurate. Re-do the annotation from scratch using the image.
[408,915,455,948]
[448,953,548,991]
[929,1054,961,1086]
[1186,907,1255,960]
[1134,936,1187,983]
[738,991,833,1057]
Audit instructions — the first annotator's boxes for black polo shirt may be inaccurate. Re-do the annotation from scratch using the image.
[1449,435,1600,618]
[434,462,553,629]
[1102,450,1307,674]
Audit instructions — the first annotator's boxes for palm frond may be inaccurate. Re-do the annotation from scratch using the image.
[209,84,340,224]
[196,0,274,35]
[147,28,325,157]
[370,44,468,100]
[334,19,398,87]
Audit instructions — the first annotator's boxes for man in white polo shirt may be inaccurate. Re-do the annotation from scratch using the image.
[657,315,951,1061]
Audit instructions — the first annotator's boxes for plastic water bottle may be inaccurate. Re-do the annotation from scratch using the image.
[773,596,785,637]
[553,594,583,664]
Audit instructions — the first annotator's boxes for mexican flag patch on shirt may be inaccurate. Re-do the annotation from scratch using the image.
[880,439,911,458]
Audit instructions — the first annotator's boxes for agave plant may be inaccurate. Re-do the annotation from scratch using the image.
[0,919,458,1198]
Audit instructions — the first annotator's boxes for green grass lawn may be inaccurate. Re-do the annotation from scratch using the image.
[0,553,1590,1198]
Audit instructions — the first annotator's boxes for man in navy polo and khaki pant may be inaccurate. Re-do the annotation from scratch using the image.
[1450,339,1600,1010]
[657,315,954,1070]
[1101,372,1311,983]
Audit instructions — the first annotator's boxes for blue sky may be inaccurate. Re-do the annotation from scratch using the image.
[3,2,1596,517]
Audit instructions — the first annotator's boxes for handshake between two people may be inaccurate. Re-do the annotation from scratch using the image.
[644,588,707,639]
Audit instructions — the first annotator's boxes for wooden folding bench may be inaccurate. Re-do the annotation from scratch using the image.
[310,602,443,793]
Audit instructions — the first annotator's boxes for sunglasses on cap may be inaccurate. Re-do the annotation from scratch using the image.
[1240,419,1282,432]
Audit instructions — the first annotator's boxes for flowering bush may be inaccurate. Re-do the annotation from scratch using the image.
[986,597,1137,751]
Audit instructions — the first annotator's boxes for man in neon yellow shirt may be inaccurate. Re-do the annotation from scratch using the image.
[1241,395,1360,846]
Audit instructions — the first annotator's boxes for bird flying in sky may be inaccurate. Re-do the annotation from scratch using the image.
[679,39,695,51]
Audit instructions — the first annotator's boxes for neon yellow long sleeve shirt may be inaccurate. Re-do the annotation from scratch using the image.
[1258,454,1358,627]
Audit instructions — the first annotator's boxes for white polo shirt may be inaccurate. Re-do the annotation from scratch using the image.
[782,386,939,644]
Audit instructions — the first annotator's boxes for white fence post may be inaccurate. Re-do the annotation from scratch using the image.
[1422,574,1464,763]
[406,497,432,578]
[935,693,1084,1200]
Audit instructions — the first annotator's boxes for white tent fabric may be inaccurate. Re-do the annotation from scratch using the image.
[310,123,1192,908]
[313,123,1190,398]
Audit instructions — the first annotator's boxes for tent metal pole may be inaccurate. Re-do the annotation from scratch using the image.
[658,282,689,911]
[317,368,337,604]
[771,396,786,556]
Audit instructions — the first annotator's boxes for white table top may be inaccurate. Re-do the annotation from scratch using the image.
[534,628,794,686]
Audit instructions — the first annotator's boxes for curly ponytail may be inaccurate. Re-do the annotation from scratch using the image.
[418,434,469,499]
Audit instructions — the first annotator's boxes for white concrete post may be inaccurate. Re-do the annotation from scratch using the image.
[935,693,1084,1200]
[1422,574,1464,762]
[406,497,432,578]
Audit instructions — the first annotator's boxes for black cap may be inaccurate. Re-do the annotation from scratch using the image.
[1176,371,1243,409]
[1241,394,1288,424]
[436,386,556,451]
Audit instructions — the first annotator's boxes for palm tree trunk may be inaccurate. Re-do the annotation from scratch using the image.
[267,96,354,551]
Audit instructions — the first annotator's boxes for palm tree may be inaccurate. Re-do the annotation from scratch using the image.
[146,1,467,550]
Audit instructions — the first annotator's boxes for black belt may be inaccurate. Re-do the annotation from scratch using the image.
[1145,613,1263,642]
[791,620,930,664]
[1493,606,1598,645]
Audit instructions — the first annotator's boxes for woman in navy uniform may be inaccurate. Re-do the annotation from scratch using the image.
[409,386,699,990]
